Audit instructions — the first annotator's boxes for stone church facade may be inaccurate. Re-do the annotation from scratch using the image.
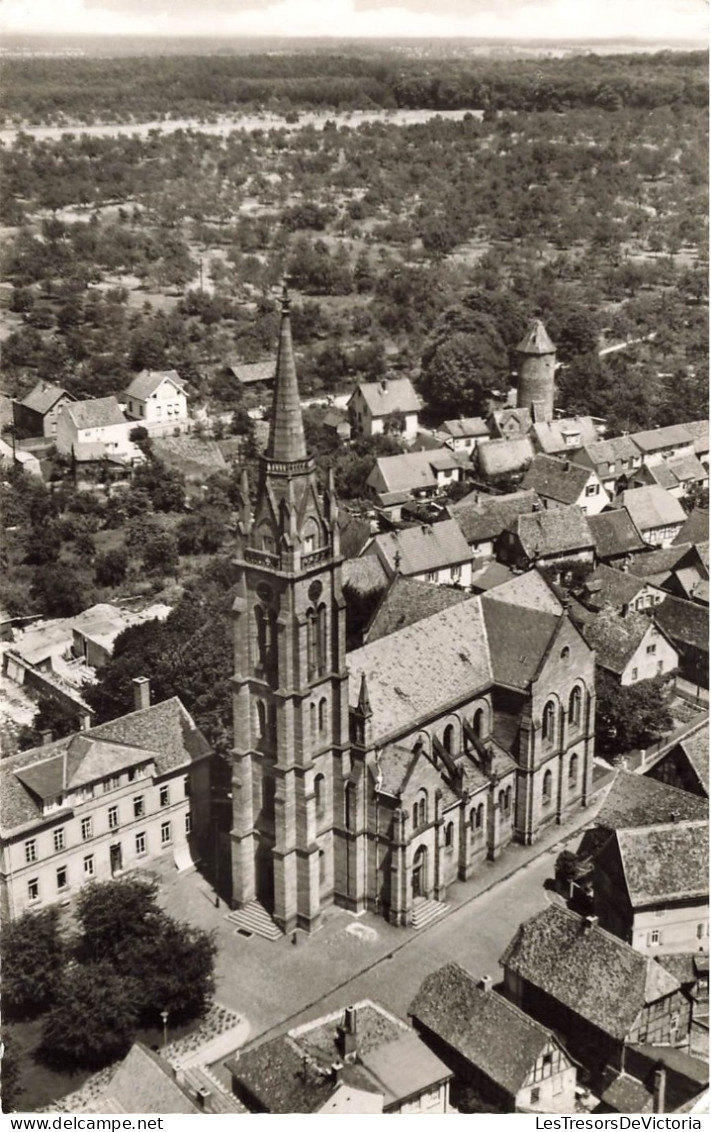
[229,287,596,934]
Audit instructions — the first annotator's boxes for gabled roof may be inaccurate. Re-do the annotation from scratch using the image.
[532,416,599,455]
[630,424,695,453]
[370,520,472,576]
[581,564,653,612]
[481,598,563,689]
[484,568,564,614]
[342,553,389,596]
[516,319,556,356]
[627,543,704,581]
[674,509,710,547]
[101,1043,199,1114]
[347,598,492,744]
[364,575,470,644]
[368,449,453,494]
[499,905,681,1040]
[2,698,210,836]
[618,487,686,533]
[449,489,541,544]
[595,769,708,832]
[582,608,668,675]
[574,435,642,471]
[441,416,489,439]
[677,722,710,794]
[665,453,708,485]
[14,734,156,802]
[654,595,708,652]
[513,505,593,559]
[587,509,647,559]
[522,453,599,505]
[124,369,185,401]
[614,821,708,906]
[490,407,532,437]
[19,381,73,415]
[478,437,535,477]
[350,377,421,417]
[63,396,128,430]
[358,1031,451,1106]
[228,359,275,384]
[410,963,567,1096]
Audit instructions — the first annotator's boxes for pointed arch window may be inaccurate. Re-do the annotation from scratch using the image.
[542,769,553,805]
[318,697,327,736]
[542,701,556,745]
[443,723,456,755]
[568,753,579,788]
[315,773,325,816]
[473,708,485,738]
[569,686,582,729]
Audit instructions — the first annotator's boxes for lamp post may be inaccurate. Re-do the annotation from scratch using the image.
[160,1009,169,1050]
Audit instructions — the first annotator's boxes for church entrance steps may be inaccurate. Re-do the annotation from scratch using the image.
[411,897,447,931]
[226,900,283,941]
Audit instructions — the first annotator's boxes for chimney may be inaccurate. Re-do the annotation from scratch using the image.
[331,1062,344,1084]
[380,378,388,391]
[670,811,678,823]
[41,730,53,746]
[132,676,151,712]
[653,1064,666,1114]
[195,1086,210,1111]
[478,975,493,993]
[336,1006,358,1062]
[583,915,598,931]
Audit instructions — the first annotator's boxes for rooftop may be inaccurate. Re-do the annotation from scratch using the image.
[654,595,708,651]
[581,607,664,675]
[516,319,556,356]
[364,575,470,644]
[342,555,389,597]
[441,416,489,439]
[581,564,653,612]
[587,509,648,559]
[369,519,472,576]
[575,434,642,470]
[531,416,599,455]
[676,722,710,794]
[19,381,72,415]
[478,437,535,477]
[485,568,564,614]
[674,509,710,547]
[228,359,275,385]
[351,377,421,417]
[449,489,541,545]
[124,369,185,401]
[618,486,686,533]
[630,424,696,453]
[369,448,458,495]
[614,821,708,906]
[64,396,128,431]
[513,504,593,559]
[481,598,564,689]
[523,453,600,505]
[595,769,708,832]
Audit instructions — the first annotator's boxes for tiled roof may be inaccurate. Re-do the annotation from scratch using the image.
[485,568,564,613]
[124,369,185,401]
[516,319,556,356]
[582,607,660,674]
[490,407,532,437]
[481,598,563,689]
[358,1031,451,1105]
[228,1036,342,1113]
[19,381,72,415]
[615,821,708,906]
[347,598,492,744]
[618,486,686,533]
[351,377,421,417]
[532,416,599,455]
[514,504,593,559]
[449,489,541,544]
[627,543,700,580]
[674,509,710,547]
[478,437,534,476]
[442,416,489,439]
[600,1074,653,1114]
[64,396,128,430]
[470,561,517,593]
[364,575,469,644]
[587,510,647,559]
[410,963,564,1096]
[342,555,389,596]
[582,564,650,611]
[522,453,598,505]
[655,595,708,651]
[630,424,695,453]
[370,520,472,576]
[668,454,708,483]
[368,449,449,494]
[102,1044,198,1114]
[678,722,710,793]
[1,698,210,836]
[500,905,681,1040]
[574,435,642,471]
[228,360,276,384]
[596,769,708,832]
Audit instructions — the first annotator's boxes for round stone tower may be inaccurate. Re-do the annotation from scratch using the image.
[515,318,556,424]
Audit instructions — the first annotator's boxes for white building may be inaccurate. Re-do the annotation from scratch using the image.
[123,370,189,437]
[348,377,420,440]
[55,397,142,463]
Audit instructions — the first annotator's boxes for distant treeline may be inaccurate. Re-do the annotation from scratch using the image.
[2,49,708,122]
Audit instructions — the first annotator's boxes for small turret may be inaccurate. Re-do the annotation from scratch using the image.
[515,318,556,424]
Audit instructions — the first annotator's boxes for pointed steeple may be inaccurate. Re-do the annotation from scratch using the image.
[357,672,372,717]
[266,278,307,463]
[516,318,556,357]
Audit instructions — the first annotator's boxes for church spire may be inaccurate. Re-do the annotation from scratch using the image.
[266,278,307,463]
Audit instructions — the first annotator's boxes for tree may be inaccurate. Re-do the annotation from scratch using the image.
[75,877,164,967]
[38,964,139,1071]
[0,1029,22,1113]
[95,547,129,587]
[142,532,179,576]
[18,696,81,751]
[595,670,675,757]
[419,313,508,418]
[2,907,66,1020]
[133,460,185,513]
[30,563,87,617]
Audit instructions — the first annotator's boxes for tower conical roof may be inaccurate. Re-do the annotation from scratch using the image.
[516,319,556,356]
[266,280,307,463]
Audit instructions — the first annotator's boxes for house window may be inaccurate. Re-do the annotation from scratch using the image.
[135,832,147,856]
[108,805,118,830]
[426,571,438,583]
[83,854,95,877]
[24,839,37,864]
[133,796,145,819]
[648,929,662,946]
[127,768,137,783]
[657,660,664,675]
[631,668,638,681]
[647,643,657,655]
[185,811,192,835]
[160,821,171,845]
[542,769,553,805]
[81,817,93,841]
[53,828,65,853]
[585,484,599,496]
[451,565,461,582]
[27,878,39,902]
[57,866,68,891]
[697,923,707,939]
[159,785,170,808]
[560,645,570,660]
[445,822,454,851]
[530,1087,540,1104]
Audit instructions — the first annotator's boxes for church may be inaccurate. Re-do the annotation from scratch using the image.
[229,286,597,934]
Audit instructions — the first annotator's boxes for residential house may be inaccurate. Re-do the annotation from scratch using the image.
[592,820,708,956]
[654,596,709,689]
[409,963,577,1114]
[680,420,709,469]
[598,1048,709,1115]
[617,486,687,548]
[226,360,275,389]
[448,489,541,561]
[13,381,75,440]
[322,407,352,443]
[0,680,211,920]
[577,564,666,617]
[587,509,648,566]
[581,608,678,686]
[500,905,691,1085]
[363,575,470,645]
[627,543,709,598]
[348,377,421,440]
[489,407,532,440]
[646,721,709,799]
[478,437,535,481]
[674,509,709,549]
[366,448,464,517]
[571,436,643,497]
[441,417,489,454]
[630,425,696,468]
[531,416,599,457]
[123,370,189,437]
[522,454,609,516]
[227,1001,452,1114]
[362,519,473,587]
[499,505,595,571]
[55,397,142,463]
[630,455,708,501]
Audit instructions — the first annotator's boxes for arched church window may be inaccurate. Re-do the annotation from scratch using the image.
[473,708,485,738]
[568,753,579,788]
[542,701,556,745]
[318,698,327,736]
[302,518,319,557]
[317,604,328,677]
[476,803,484,829]
[443,723,456,755]
[315,773,325,816]
[310,702,317,741]
[569,686,582,728]
[445,821,454,851]
[542,769,553,804]
[307,609,317,679]
[256,700,266,740]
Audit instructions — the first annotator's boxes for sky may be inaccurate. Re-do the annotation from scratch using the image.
[0,0,708,40]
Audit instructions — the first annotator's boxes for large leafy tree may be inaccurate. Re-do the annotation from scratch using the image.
[419,309,508,418]
[595,670,675,757]
[2,907,66,1020]
[39,964,139,1071]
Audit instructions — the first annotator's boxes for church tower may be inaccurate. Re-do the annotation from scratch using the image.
[515,318,557,423]
[230,282,349,934]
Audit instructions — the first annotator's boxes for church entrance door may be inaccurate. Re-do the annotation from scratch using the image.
[412,845,427,899]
